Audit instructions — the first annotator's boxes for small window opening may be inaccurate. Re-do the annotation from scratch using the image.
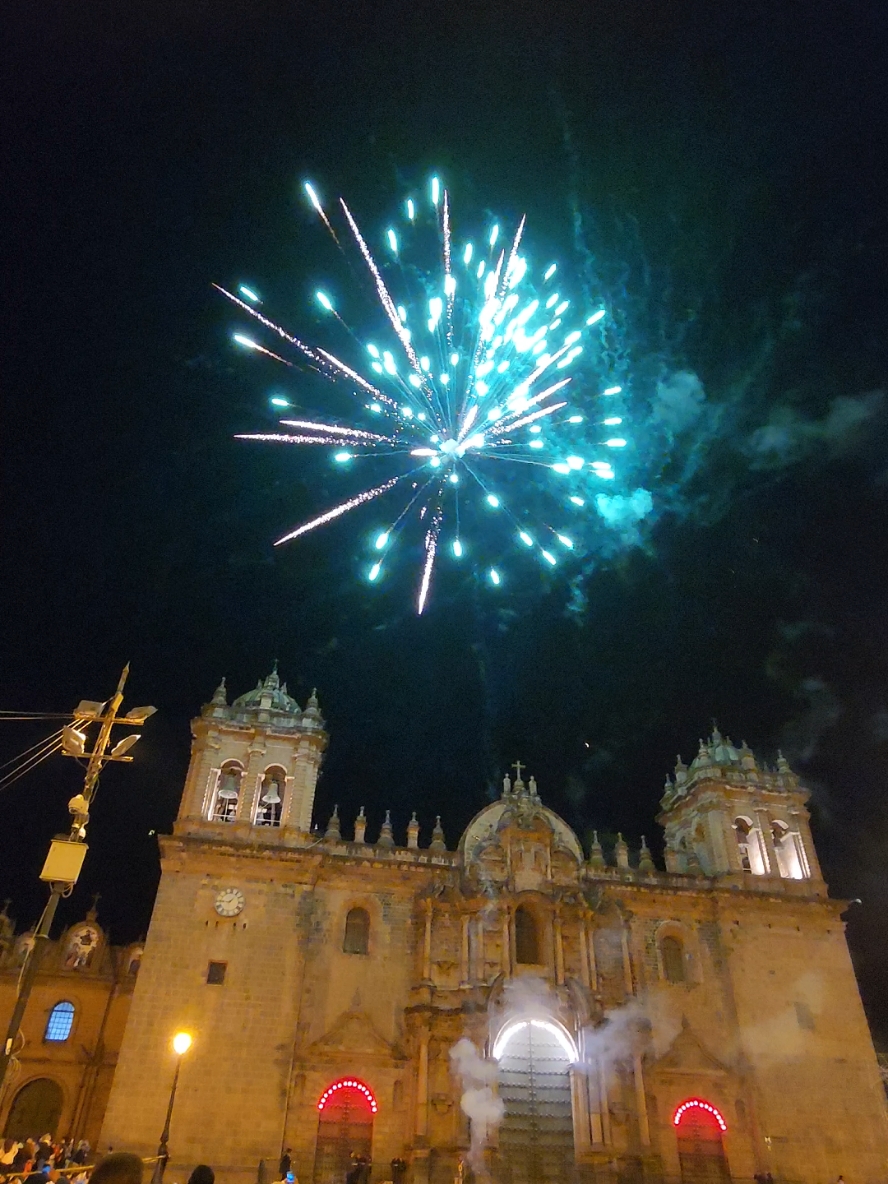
[44,1001,75,1042]
[661,936,686,983]
[343,907,370,955]
[207,960,227,984]
[515,906,539,965]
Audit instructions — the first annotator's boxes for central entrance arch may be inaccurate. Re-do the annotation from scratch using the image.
[312,1079,376,1184]
[4,1078,64,1141]
[674,1099,730,1184]
[493,1020,575,1184]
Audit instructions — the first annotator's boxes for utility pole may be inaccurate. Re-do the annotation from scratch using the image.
[0,665,155,1094]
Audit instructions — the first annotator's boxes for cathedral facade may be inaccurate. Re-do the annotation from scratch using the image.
[98,669,888,1184]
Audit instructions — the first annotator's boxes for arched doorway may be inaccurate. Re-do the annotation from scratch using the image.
[312,1079,376,1184]
[4,1078,64,1140]
[494,1020,575,1184]
[674,1099,730,1184]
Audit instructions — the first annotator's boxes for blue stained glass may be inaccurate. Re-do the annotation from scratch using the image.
[45,1001,75,1042]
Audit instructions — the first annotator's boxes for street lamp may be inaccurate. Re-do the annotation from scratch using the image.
[155,1031,192,1180]
[0,665,156,1093]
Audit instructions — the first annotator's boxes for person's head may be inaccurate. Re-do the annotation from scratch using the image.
[187,1165,215,1184]
[89,1152,144,1184]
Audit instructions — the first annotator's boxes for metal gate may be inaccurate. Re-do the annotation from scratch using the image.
[497,1023,574,1184]
[676,1107,730,1184]
[312,1086,374,1184]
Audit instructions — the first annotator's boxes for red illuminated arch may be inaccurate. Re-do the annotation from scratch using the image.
[673,1098,727,1132]
[317,1077,378,1114]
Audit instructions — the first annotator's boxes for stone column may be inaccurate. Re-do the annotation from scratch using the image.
[620,923,634,996]
[633,1053,650,1146]
[554,911,565,986]
[415,1033,429,1137]
[586,918,598,991]
[412,1029,431,1184]
[578,920,590,989]
[473,915,485,982]
[460,914,471,986]
[422,902,433,983]
[501,908,512,976]
[569,1068,592,1155]
[754,808,779,876]
[598,1060,611,1146]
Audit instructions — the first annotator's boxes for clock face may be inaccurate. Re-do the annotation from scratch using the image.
[214,887,245,917]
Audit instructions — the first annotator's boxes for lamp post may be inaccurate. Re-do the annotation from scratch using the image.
[155,1031,192,1180]
[0,665,155,1094]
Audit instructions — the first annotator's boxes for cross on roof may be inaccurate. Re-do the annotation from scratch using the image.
[512,760,525,781]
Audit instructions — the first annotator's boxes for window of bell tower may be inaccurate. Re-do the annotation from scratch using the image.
[254,766,285,827]
[210,763,243,822]
[733,816,767,875]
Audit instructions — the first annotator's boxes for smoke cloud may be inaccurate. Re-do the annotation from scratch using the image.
[744,391,884,469]
[449,1038,504,1173]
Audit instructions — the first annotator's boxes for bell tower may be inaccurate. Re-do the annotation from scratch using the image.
[175,665,327,843]
[657,727,824,894]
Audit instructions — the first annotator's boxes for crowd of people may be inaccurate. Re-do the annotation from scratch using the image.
[0,1137,92,1181]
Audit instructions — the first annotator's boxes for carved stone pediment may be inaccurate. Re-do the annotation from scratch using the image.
[652,1023,729,1075]
[305,1010,404,1062]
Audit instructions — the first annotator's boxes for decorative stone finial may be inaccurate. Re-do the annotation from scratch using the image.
[777,749,791,774]
[430,815,447,852]
[639,836,655,874]
[615,833,629,870]
[354,807,367,844]
[325,804,341,841]
[588,830,606,870]
[502,773,512,798]
[674,754,688,784]
[378,809,395,848]
[528,775,539,799]
[407,811,420,849]
[740,741,758,772]
[211,678,228,707]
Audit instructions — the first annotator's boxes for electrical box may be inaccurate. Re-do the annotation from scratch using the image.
[40,839,88,885]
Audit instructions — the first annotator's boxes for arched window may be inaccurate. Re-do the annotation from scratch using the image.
[733,816,767,875]
[661,936,686,984]
[515,906,539,965]
[343,907,370,955]
[210,763,242,822]
[44,1001,75,1042]
[771,820,806,879]
[254,767,285,827]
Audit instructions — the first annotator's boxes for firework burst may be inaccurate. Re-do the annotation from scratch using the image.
[219,176,631,612]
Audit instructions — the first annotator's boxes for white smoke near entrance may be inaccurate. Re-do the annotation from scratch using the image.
[449,1037,504,1174]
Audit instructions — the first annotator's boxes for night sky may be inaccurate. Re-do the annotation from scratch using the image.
[5,1,887,1043]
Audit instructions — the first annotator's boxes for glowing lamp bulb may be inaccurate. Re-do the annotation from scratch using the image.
[489,568,501,586]
[452,539,463,558]
[173,1032,192,1055]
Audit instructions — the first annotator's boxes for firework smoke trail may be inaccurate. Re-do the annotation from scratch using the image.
[222,174,637,610]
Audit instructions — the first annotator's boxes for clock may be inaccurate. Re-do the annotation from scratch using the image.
[214,887,245,917]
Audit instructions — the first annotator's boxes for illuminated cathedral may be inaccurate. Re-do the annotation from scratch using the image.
[84,668,888,1182]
